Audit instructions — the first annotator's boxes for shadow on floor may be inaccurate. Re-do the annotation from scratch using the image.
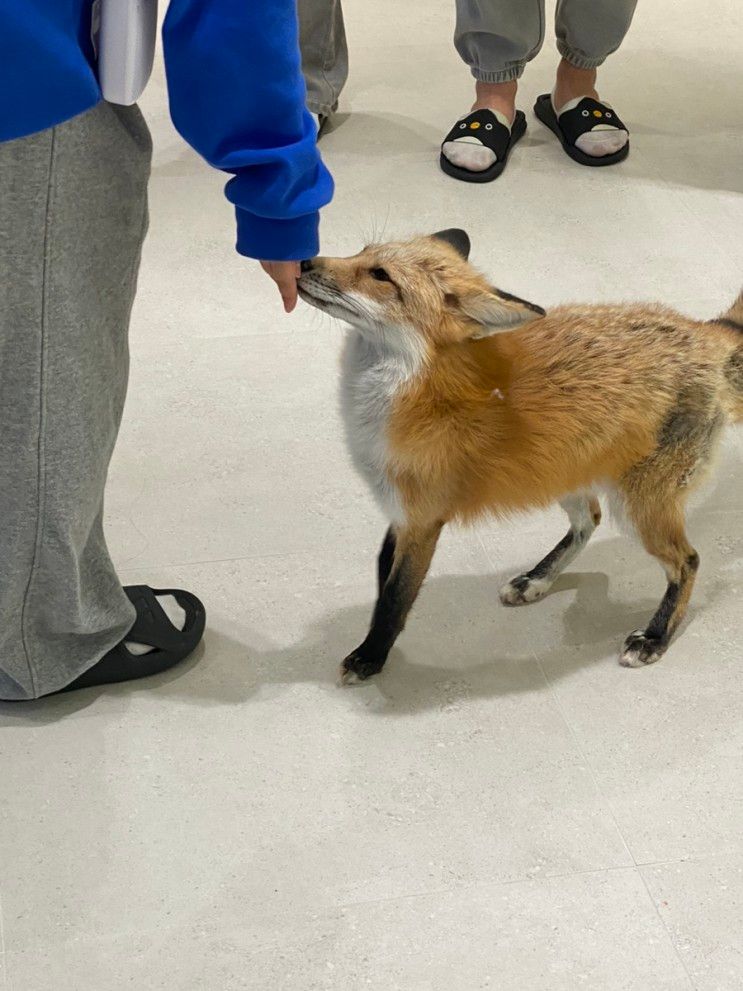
[320,52,743,196]
[163,572,706,716]
[3,461,738,725]
[2,533,705,725]
[134,485,738,715]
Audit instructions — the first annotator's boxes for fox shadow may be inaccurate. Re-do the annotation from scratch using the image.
[157,468,739,714]
[4,555,684,726]
[4,478,738,725]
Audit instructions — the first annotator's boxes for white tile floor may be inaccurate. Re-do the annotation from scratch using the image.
[2,1,743,988]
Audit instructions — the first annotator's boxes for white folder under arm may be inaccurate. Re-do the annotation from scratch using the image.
[95,0,159,106]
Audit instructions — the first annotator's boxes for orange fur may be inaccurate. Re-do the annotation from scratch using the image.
[298,231,743,677]
[390,303,737,525]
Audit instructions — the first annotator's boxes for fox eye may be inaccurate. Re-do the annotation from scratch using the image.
[369,267,392,283]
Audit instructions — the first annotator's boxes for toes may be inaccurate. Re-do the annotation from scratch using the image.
[499,575,551,606]
[339,650,384,685]
[619,630,665,668]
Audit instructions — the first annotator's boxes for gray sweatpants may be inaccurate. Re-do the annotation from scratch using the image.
[456,0,638,83]
[0,102,151,700]
[298,0,349,117]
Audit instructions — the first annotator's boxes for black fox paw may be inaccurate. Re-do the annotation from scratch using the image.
[339,650,385,685]
[620,630,666,668]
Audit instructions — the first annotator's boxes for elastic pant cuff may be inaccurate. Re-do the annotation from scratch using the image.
[470,64,525,84]
[557,41,607,70]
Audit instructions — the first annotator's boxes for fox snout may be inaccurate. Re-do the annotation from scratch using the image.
[298,231,545,358]
[297,255,333,286]
[297,256,335,292]
[297,257,340,303]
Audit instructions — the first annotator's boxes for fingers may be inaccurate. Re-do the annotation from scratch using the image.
[260,260,301,313]
[278,264,300,313]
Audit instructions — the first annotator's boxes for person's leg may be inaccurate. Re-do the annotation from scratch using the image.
[0,103,152,700]
[455,0,546,96]
[297,0,349,122]
[548,0,638,159]
[443,0,545,176]
[555,0,638,77]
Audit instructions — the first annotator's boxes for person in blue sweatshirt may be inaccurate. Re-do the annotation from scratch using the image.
[0,0,334,700]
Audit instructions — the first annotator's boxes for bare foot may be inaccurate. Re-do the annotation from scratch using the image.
[472,80,517,124]
[552,60,599,111]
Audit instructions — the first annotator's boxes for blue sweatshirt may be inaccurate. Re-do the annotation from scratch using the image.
[0,0,333,260]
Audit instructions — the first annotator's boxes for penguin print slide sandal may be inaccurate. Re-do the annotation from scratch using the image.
[440,108,527,183]
[534,94,629,167]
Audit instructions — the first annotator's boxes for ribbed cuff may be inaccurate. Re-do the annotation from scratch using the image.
[556,41,607,70]
[235,209,320,261]
[471,64,526,84]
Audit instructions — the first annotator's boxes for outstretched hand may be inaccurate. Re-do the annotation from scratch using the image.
[260,260,301,313]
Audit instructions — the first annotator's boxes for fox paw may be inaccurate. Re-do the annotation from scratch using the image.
[339,650,385,685]
[499,575,551,606]
[620,630,666,668]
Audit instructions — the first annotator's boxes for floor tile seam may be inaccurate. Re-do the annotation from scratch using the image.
[2,858,704,966]
[534,651,699,988]
[636,867,699,991]
[532,651,638,869]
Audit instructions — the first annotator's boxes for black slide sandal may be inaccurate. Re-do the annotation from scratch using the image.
[533,94,629,167]
[54,585,206,695]
[440,109,527,183]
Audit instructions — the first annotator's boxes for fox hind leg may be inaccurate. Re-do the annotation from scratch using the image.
[500,495,601,606]
[619,496,698,667]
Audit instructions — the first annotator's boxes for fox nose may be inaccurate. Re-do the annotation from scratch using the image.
[300,259,314,274]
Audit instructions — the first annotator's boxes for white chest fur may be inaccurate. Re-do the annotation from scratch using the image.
[340,332,420,523]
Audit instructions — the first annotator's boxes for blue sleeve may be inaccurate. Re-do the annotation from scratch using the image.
[162,0,334,261]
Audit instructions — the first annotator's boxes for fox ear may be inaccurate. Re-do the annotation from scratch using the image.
[431,228,471,260]
[452,287,545,338]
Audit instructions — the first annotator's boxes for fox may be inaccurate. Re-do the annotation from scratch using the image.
[297,229,743,684]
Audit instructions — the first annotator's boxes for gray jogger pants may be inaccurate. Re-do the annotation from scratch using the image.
[298,0,349,117]
[0,102,151,700]
[455,0,638,83]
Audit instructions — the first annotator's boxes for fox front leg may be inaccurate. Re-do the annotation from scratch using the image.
[341,522,442,683]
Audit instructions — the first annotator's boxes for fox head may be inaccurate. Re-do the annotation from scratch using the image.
[298,229,545,360]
